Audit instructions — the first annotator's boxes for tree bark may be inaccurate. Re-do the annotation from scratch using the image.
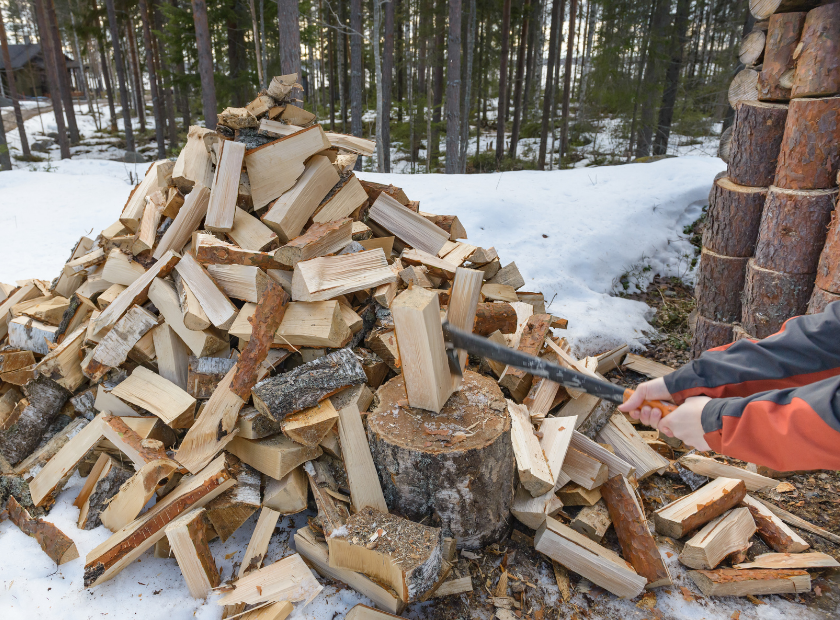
[32,0,70,158]
[508,0,530,159]
[368,371,515,549]
[703,177,767,257]
[444,0,461,173]
[633,0,667,158]
[350,0,363,170]
[96,30,118,133]
[0,376,70,465]
[138,0,165,158]
[758,12,806,102]
[754,187,838,274]
[691,314,734,359]
[278,0,303,106]
[153,2,179,148]
[247,0,264,87]
[430,2,444,168]
[373,0,383,171]
[807,287,840,315]
[748,0,819,21]
[559,0,579,162]
[125,20,146,131]
[814,213,840,295]
[742,259,815,338]
[459,0,476,172]
[495,0,512,165]
[774,96,840,190]
[228,0,249,108]
[653,0,691,156]
[383,0,394,173]
[695,247,750,323]
[191,0,217,129]
[0,8,30,157]
[791,3,840,99]
[0,92,9,169]
[728,101,788,187]
[538,0,562,169]
[46,0,80,143]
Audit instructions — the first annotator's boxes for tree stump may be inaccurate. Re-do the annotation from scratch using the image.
[368,370,514,549]
[807,287,840,314]
[758,12,807,101]
[728,102,789,187]
[728,69,760,109]
[791,4,840,98]
[695,248,750,323]
[692,315,734,359]
[816,213,840,294]
[753,187,838,273]
[704,178,767,256]
[749,0,820,21]
[742,259,814,338]
[775,96,840,190]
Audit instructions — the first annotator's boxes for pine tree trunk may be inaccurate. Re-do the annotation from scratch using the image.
[758,12,806,102]
[508,0,529,159]
[350,0,363,151]
[0,9,31,157]
[459,0,476,172]
[444,0,461,173]
[260,0,268,89]
[538,0,561,169]
[33,0,70,158]
[96,31,118,133]
[228,1,248,108]
[336,1,347,132]
[431,1,444,168]
[191,0,218,129]
[742,259,814,338]
[652,0,691,156]
[633,0,667,158]
[153,3,179,148]
[727,100,788,187]
[774,96,840,190]
[576,0,596,126]
[138,0,165,158]
[0,85,9,168]
[278,0,303,106]
[69,11,95,125]
[328,13,336,129]
[373,0,384,171]
[47,0,80,143]
[559,0,578,162]
[383,0,394,172]
[495,0,512,165]
[126,22,146,131]
[522,0,540,123]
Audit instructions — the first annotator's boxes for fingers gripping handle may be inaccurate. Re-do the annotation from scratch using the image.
[622,388,678,417]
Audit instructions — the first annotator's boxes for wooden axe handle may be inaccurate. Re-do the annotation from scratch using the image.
[622,389,678,417]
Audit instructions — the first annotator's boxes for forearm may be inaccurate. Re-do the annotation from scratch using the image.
[664,302,840,403]
[700,376,840,471]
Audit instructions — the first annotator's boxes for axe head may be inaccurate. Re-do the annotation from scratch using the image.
[444,341,464,377]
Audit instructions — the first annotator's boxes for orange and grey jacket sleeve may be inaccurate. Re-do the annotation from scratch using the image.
[662,301,840,404]
[698,377,840,471]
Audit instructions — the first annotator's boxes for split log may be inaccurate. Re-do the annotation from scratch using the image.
[99,458,181,532]
[509,401,555,496]
[148,279,229,358]
[336,399,388,513]
[120,161,169,232]
[689,568,810,597]
[570,430,636,479]
[654,477,747,538]
[535,516,647,599]
[237,407,285,440]
[172,126,215,192]
[305,459,349,536]
[691,314,735,358]
[8,317,58,355]
[36,325,86,392]
[174,252,238,330]
[561,447,608,490]
[84,453,235,587]
[111,366,196,428]
[368,371,515,549]
[14,416,88,480]
[728,102,788,187]
[695,248,749,323]
[679,507,757,569]
[152,324,190,390]
[734,551,839,570]
[227,433,321,479]
[728,68,759,108]
[154,185,211,259]
[277,301,352,348]
[596,414,669,480]
[474,303,517,335]
[327,507,441,604]
[86,305,159,379]
[262,467,308,513]
[206,140,246,233]
[511,484,564,529]
[229,207,280,251]
[499,314,551,402]
[7,495,79,564]
[679,454,777,491]
[742,259,814,338]
[775,96,840,190]
[601,475,672,588]
[312,174,370,224]
[204,459,261,541]
[0,376,70,465]
[165,508,221,598]
[292,249,397,301]
[251,348,366,421]
[187,356,237,399]
[238,507,281,578]
[282,399,339,447]
[102,249,146,286]
[754,495,840,545]
[808,286,840,313]
[759,12,807,101]
[79,457,133,530]
[749,0,819,21]
[739,29,766,65]
[193,232,282,271]
[274,218,352,268]
[216,552,323,607]
[791,4,840,98]
[294,525,403,614]
[369,193,450,256]
[753,187,838,273]
[570,500,612,542]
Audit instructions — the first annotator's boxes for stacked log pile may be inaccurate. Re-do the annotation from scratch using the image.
[0,74,836,617]
[698,0,840,352]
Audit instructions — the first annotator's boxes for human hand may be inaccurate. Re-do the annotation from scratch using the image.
[659,396,711,451]
[617,377,673,427]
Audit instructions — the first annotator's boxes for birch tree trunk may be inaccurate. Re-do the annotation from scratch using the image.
[278,0,303,105]
[138,0,165,158]
[495,0,512,165]
[191,0,218,129]
[248,0,264,87]
[444,0,461,173]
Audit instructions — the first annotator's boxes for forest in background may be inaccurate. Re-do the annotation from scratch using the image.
[0,0,752,173]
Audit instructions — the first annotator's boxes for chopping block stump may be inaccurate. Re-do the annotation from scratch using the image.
[368,370,515,549]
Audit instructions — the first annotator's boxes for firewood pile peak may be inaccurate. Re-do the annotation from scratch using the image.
[0,72,836,618]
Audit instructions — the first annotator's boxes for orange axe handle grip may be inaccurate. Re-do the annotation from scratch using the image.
[622,388,678,417]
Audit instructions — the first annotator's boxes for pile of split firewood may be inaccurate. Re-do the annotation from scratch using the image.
[0,74,837,620]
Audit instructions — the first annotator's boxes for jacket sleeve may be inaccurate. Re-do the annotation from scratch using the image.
[662,301,840,404]
[699,375,840,471]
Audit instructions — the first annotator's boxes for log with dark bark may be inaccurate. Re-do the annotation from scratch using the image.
[742,259,815,338]
[368,370,514,549]
[251,348,366,421]
[775,96,840,190]
[695,248,749,323]
[758,12,807,101]
[749,0,820,21]
[807,286,840,314]
[816,212,840,294]
[791,3,840,98]
[600,475,671,588]
[0,376,71,465]
[473,302,517,335]
[703,178,768,257]
[691,315,735,359]
[8,495,78,564]
[753,187,838,273]
[80,460,133,530]
[728,101,788,187]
